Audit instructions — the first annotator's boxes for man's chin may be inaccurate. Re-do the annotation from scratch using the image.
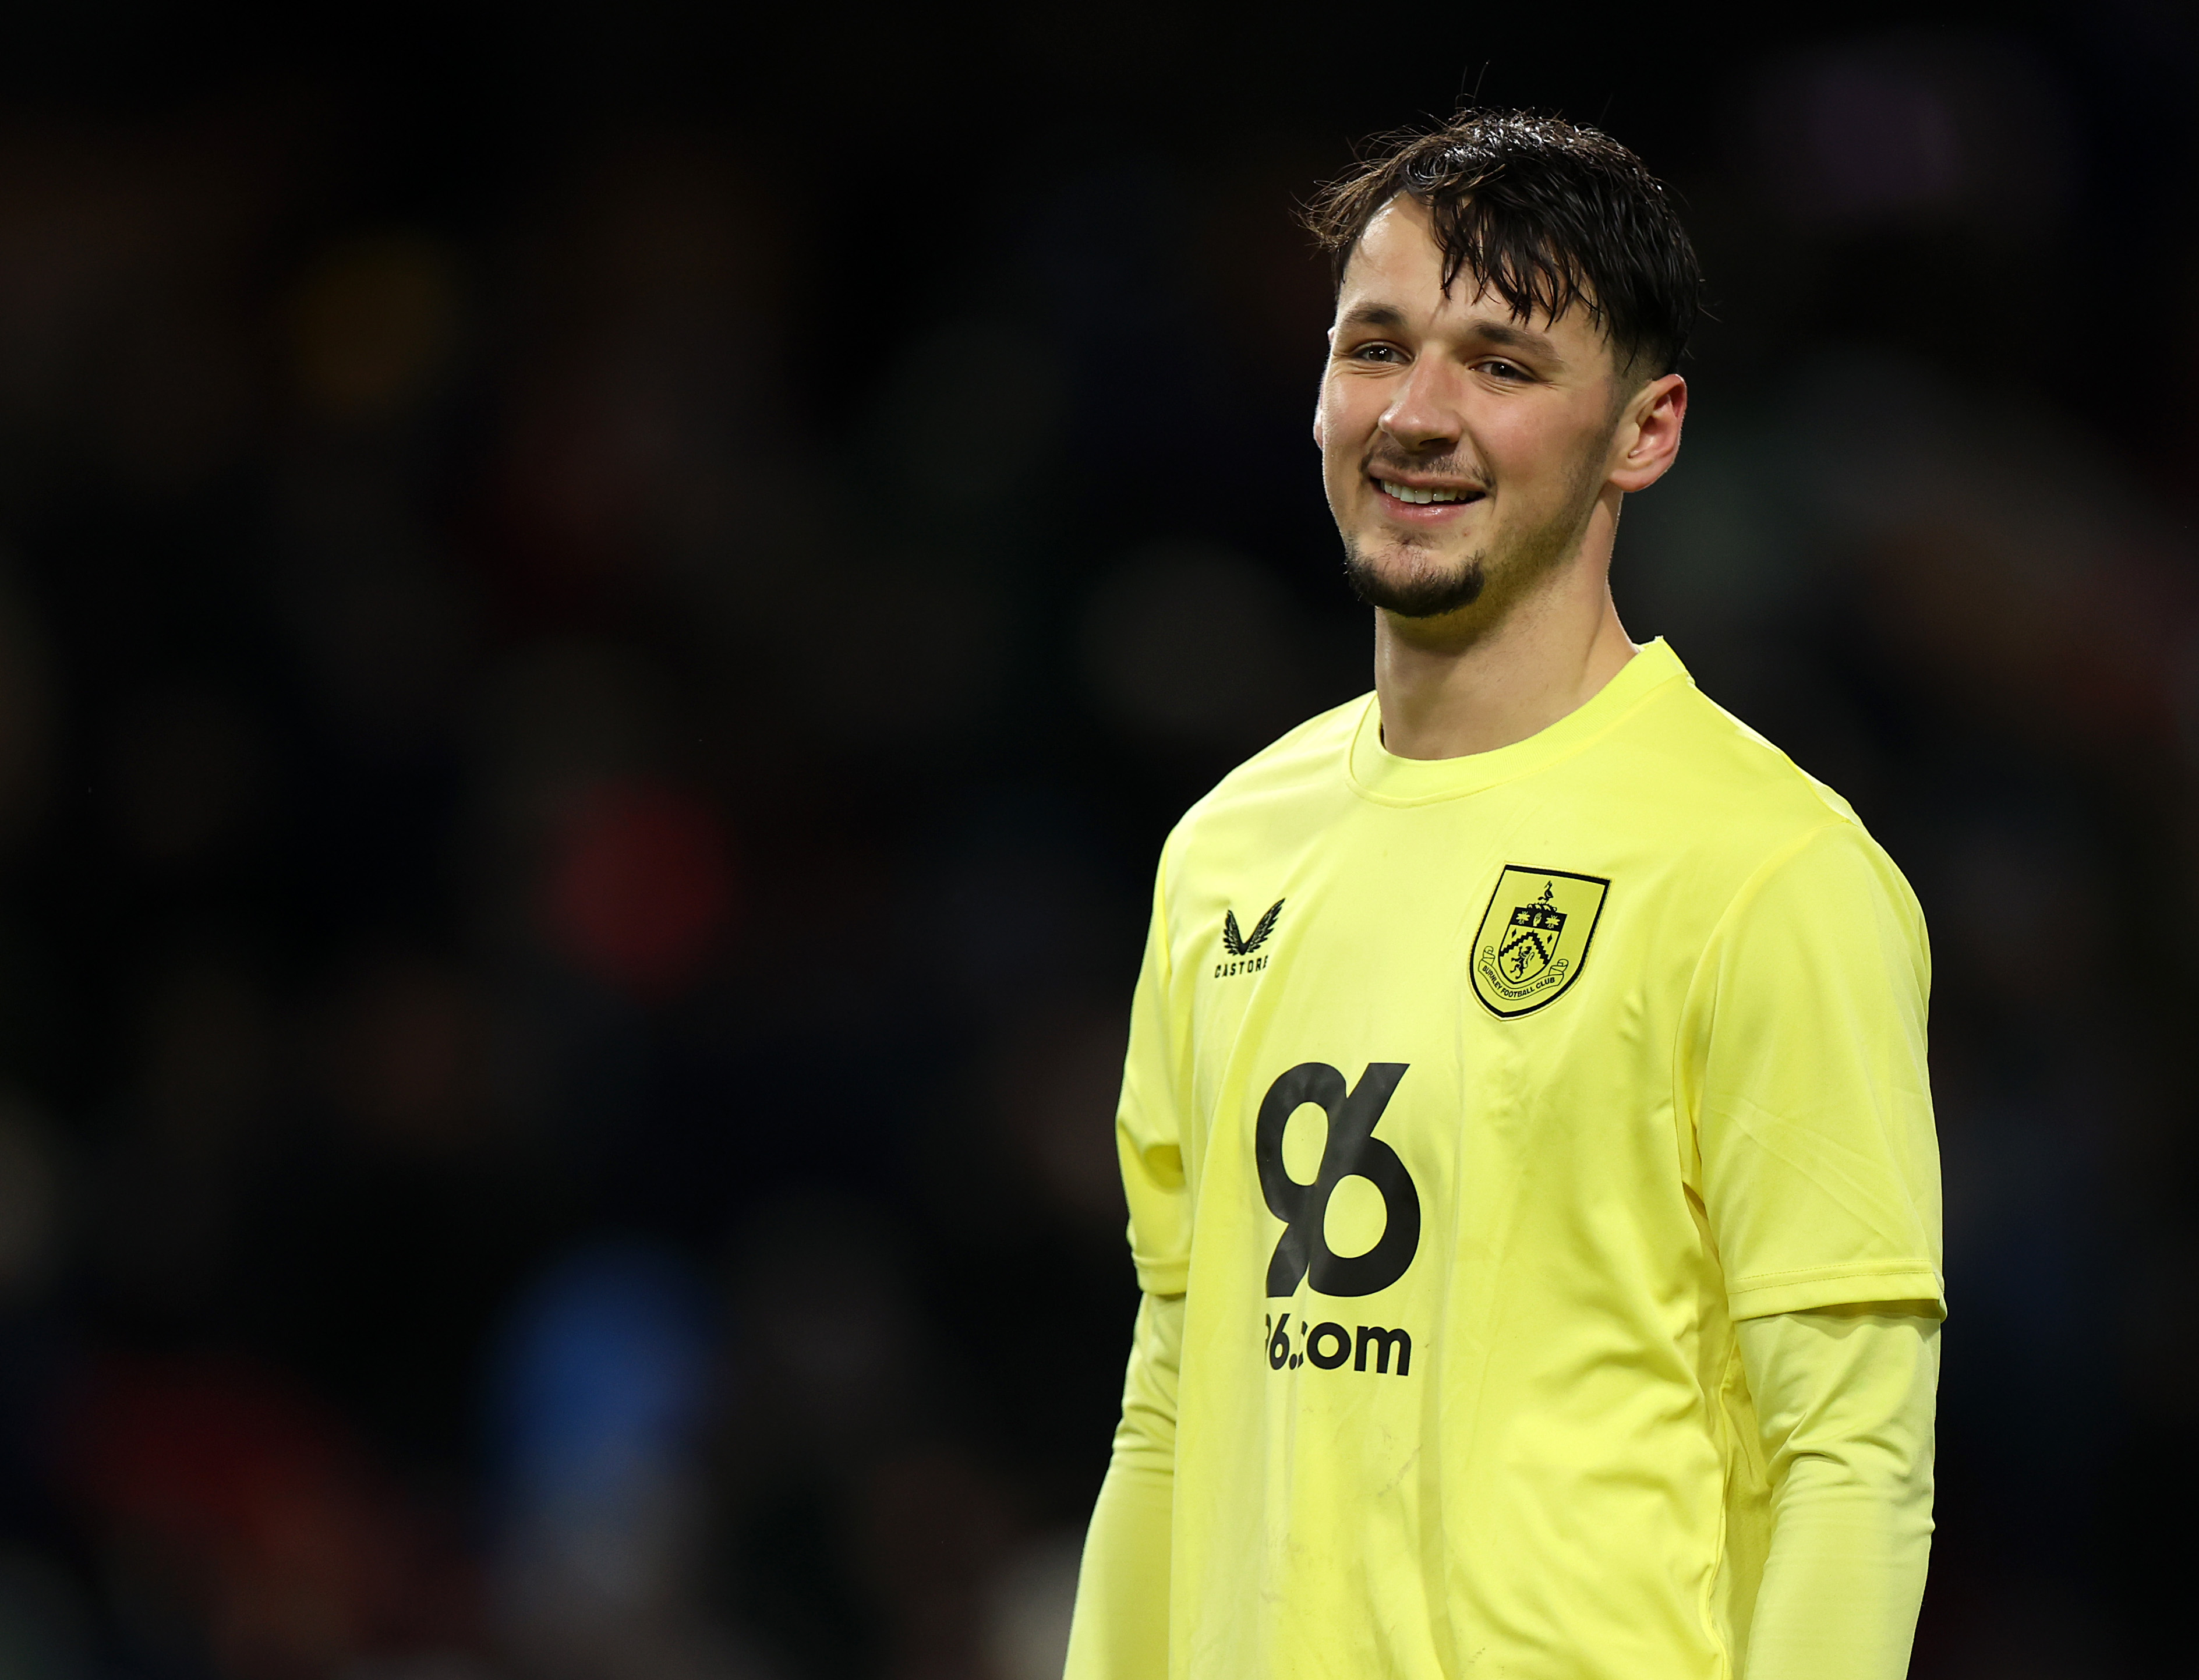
[1342,548,1488,618]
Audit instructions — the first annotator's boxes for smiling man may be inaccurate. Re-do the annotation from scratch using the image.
[1064,115,1943,1680]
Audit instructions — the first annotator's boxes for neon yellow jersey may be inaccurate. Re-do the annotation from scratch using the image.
[1116,638,1942,1680]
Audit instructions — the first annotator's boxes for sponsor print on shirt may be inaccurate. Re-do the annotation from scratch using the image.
[1261,1311,1410,1377]
[1470,865,1610,1018]
[1253,1062,1419,1379]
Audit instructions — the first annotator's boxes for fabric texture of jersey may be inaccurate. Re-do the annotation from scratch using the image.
[1115,638,1942,1680]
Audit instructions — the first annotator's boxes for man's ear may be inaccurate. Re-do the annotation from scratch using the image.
[1608,373,1687,494]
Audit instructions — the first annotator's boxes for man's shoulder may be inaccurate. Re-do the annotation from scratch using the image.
[1620,676,1866,840]
[1176,692,1371,830]
[1613,677,1918,921]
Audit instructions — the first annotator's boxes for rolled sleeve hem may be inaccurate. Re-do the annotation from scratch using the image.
[1727,1260,1945,1321]
[1134,1257,1189,1295]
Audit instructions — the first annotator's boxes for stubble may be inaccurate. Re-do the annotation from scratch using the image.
[1341,435,1611,623]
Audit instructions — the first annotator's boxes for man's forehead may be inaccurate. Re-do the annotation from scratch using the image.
[1333,280,1583,360]
[1335,294,1562,345]
[1337,204,1603,355]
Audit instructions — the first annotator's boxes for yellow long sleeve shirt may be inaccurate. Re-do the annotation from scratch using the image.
[1074,643,1944,1678]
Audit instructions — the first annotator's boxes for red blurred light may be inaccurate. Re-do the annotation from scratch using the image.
[542,779,736,996]
[65,1354,476,1678]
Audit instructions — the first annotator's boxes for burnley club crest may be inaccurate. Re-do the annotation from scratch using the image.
[1470,865,1610,1018]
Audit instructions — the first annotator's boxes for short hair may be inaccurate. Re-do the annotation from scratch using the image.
[1302,111,1705,378]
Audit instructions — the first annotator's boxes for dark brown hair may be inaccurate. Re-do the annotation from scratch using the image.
[1303,111,1705,377]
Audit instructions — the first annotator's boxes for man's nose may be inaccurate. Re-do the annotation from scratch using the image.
[1378,360,1464,452]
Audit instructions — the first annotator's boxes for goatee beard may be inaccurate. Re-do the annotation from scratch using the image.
[1342,543,1489,618]
[1342,441,1607,623]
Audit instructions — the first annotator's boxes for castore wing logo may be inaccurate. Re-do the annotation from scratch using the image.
[1222,900,1284,955]
[1469,866,1608,1018]
[1215,899,1283,978]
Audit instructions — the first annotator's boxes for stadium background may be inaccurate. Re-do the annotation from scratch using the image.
[0,5,2184,1677]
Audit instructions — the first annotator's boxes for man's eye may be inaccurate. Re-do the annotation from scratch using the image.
[1480,359,1529,381]
[1352,344,1404,363]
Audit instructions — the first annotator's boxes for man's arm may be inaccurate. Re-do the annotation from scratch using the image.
[1064,1290,1183,1680]
[1738,1303,1939,1680]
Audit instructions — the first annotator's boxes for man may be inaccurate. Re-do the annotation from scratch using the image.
[1064,112,1942,1680]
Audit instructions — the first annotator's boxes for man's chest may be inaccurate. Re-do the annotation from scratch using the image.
[1166,786,1763,1248]
[1169,843,1721,1376]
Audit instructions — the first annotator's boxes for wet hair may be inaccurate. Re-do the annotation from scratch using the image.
[1302,111,1705,378]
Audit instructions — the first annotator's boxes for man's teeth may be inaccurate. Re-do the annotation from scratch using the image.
[1382,482,1473,504]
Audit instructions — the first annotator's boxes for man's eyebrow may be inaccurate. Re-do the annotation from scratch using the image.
[1336,302,1409,332]
[1463,317,1564,359]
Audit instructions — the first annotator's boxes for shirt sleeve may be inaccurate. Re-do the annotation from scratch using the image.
[1065,1291,1183,1680]
[1118,839,1193,1296]
[1681,819,1945,1322]
[1737,1305,1938,1680]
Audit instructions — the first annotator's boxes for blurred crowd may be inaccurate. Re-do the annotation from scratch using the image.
[0,10,2190,1679]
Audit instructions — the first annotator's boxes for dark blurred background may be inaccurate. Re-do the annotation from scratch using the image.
[0,3,2187,1677]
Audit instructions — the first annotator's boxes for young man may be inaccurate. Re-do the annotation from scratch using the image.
[1065,114,1942,1680]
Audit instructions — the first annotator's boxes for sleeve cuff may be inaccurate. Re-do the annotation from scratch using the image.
[1727,1260,1946,1321]
[1133,1256,1189,1295]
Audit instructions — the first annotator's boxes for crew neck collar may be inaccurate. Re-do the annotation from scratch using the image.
[1346,638,1690,805]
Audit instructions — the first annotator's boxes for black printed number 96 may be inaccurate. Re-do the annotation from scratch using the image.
[1253,1062,1420,1299]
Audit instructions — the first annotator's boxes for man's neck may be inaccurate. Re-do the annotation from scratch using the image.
[1372,523,1638,762]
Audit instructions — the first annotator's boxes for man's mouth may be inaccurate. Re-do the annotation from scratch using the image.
[1370,475,1486,507]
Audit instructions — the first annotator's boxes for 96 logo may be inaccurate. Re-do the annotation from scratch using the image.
[1253,1061,1420,1380]
[1255,1062,1420,1296]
